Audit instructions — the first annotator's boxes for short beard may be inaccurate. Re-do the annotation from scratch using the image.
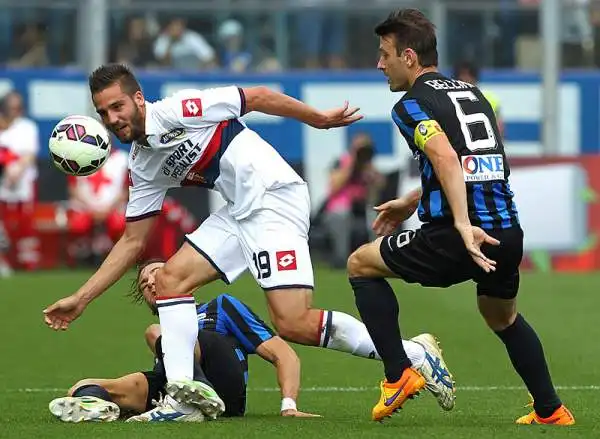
[127,107,144,143]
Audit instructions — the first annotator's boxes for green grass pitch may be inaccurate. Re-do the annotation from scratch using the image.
[1,268,599,438]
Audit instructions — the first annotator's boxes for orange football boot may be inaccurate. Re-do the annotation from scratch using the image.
[372,367,426,422]
[516,403,575,426]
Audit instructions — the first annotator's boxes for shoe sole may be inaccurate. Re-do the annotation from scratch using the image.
[166,381,225,420]
[412,333,456,411]
[49,397,120,423]
[125,410,205,423]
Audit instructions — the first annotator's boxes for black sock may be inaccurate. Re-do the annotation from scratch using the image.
[156,335,213,388]
[495,314,561,418]
[350,276,411,382]
[72,384,113,402]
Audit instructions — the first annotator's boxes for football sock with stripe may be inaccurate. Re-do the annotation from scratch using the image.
[318,310,425,367]
[350,277,411,382]
[156,295,198,382]
[494,313,562,418]
[72,384,113,402]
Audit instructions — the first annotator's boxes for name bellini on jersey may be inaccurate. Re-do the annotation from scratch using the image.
[126,86,303,223]
[392,72,519,230]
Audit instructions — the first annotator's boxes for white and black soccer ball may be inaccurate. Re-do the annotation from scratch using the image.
[48,115,111,176]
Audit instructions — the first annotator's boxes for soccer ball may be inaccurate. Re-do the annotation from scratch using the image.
[49,115,111,176]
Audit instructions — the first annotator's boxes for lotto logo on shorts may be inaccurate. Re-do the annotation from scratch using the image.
[276,250,297,271]
[182,98,203,117]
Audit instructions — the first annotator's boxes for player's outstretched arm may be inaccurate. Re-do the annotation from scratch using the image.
[242,86,362,129]
[43,216,157,330]
[256,337,320,417]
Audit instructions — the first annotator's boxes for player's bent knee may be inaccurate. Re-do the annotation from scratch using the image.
[144,324,161,352]
[154,264,187,296]
[347,243,377,278]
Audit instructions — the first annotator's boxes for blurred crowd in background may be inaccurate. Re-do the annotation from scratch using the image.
[0,0,598,71]
[0,0,596,275]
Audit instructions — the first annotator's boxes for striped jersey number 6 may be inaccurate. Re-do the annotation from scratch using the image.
[448,91,497,151]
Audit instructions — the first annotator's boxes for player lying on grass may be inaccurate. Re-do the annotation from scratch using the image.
[50,261,319,422]
[134,260,455,416]
[50,330,247,423]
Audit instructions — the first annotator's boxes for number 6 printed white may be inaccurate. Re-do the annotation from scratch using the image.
[448,91,497,151]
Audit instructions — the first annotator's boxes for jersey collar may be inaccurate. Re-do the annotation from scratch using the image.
[143,101,159,137]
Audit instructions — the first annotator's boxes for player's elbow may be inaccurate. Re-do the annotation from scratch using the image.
[120,232,146,255]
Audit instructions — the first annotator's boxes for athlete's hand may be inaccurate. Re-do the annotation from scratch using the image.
[314,101,363,129]
[455,224,500,273]
[43,295,87,330]
[281,409,322,418]
[372,198,417,236]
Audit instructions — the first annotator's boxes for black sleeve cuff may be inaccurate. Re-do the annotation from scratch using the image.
[125,210,161,222]
[238,87,247,116]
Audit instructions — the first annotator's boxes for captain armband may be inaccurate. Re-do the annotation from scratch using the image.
[414,120,444,150]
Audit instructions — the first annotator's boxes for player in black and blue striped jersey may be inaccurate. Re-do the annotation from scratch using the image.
[134,259,319,420]
[346,8,574,425]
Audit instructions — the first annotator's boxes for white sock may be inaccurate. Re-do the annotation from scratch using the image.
[319,311,426,367]
[156,295,198,382]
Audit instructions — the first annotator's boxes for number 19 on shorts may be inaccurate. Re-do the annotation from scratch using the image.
[253,251,271,279]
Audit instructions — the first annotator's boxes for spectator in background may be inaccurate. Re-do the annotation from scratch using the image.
[454,60,505,138]
[115,16,156,67]
[295,0,347,69]
[217,19,252,72]
[66,148,129,266]
[153,18,217,70]
[8,22,49,67]
[0,139,18,277]
[323,133,385,268]
[0,91,40,271]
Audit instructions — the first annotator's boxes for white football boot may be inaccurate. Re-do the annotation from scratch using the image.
[411,333,456,411]
[126,395,205,423]
[166,379,225,420]
[49,396,120,422]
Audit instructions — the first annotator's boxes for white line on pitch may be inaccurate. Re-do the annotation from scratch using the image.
[8,385,600,393]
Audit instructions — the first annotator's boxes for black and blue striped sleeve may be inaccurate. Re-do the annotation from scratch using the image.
[392,98,434,139]
[218,294,275,354]
[392,98,445,151]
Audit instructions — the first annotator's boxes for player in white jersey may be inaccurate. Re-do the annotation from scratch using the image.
[43,64,454,421]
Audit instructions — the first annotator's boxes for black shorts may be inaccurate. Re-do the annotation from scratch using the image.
[380,223,523,299]
[143,331,247,417]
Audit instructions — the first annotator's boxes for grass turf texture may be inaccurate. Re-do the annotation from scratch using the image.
[1,269,598,438]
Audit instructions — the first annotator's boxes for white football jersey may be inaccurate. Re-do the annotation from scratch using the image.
[0,117,39,202]
[126,86,304,221]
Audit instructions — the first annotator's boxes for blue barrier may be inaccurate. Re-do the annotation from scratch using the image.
[0,68,598,160]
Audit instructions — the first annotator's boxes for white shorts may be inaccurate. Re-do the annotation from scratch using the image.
[185,183,314,290]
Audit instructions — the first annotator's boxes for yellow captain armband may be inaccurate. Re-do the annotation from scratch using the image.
[414,120,444,150]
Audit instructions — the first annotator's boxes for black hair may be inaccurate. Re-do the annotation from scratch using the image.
[128,258,166,315]
[88,63,142,96]
[374,9,438,67]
